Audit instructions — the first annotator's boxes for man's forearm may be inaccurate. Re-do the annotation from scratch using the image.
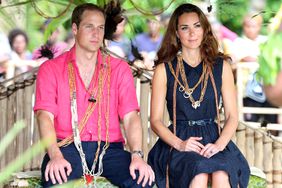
[123,111,143,152]
[36,110,63,159]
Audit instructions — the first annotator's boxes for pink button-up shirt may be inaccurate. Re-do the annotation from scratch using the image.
[34,46,139,143]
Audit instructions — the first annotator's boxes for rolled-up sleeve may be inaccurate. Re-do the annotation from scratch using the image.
[33,61,58,117]
[118,64,139,119]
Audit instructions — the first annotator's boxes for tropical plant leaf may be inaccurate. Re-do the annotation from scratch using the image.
[43,4,75,43]
[0,137,51,184]
[0,120,25,158]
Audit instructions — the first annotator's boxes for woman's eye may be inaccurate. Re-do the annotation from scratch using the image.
[195,24,201,28]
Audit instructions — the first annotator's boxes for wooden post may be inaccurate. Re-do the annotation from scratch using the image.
[236,122,246,157]
[272,142,282,188]
[0,90,8,171]
[30,82,43,170]
[15,82,25,171]
[139,76,150,160]
[264,135,273,188]
[246,128,254,166]
[254,132,264,170]
[23,83,35,170]
[6,85,17,166]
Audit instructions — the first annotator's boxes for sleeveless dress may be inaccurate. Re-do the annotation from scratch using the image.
[148,58,250,188]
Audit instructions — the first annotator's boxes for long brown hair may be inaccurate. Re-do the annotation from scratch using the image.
[155,3,230,66]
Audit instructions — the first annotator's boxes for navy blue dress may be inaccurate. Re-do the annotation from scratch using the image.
[148,58,250,188]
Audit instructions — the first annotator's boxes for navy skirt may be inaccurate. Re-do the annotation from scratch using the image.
[148,119,250,188]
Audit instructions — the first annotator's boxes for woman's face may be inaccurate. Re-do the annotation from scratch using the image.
[176,12,204,51]
[13,34,27,54]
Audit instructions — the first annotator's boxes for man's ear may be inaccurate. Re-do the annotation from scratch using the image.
[72,23,78,35]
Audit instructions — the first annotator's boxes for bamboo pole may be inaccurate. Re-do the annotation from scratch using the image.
[254,131,264,170]
[272,142,282,188]
[264,135,273,187]
[246,128,255,166]
[139,76,150,160]
[236,123,246,156]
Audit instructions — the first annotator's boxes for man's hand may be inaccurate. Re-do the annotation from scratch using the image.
[45,154,72,185]
[129,155,155,187]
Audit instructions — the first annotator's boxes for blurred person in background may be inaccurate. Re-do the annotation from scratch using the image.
[232,13,278,124]
[6,28,35,78]
[107,17,131,59]
[232,14,267,63]
[0,31,12,80]
[64,31,75,51]
[33,19,68,61]
[130,15,163,70]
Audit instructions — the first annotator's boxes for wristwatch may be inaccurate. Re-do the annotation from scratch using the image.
[131,150,144,159]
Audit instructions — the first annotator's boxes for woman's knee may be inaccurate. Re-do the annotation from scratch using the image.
[191,173,209,184]
[212,170,229,180]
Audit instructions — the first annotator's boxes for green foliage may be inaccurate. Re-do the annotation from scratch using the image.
[248,175,267,188]
[0,120,25,157]
[257,32,282,85]
[0,121,50,186]
[216,0,249,35]
[260,0,282,34]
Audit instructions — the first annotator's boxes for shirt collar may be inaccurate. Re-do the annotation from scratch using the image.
[67,45,103,65]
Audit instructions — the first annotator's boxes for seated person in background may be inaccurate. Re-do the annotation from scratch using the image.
[6,28,37,78]
[107,17,131,59]
[232,13,277,124]
[0,32,12,80]
[130,15,163,70]
[33,20,68,61]
[64,31,75,51]
[231,13,267,63]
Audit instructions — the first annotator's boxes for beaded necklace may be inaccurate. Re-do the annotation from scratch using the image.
[168,52,209,109]
[58,50,111,187]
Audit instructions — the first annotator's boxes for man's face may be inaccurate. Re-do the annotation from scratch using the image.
[72,10,105,53]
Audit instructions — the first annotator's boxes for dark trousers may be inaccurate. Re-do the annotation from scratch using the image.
[41,142,152,188]
[243,97,278,123]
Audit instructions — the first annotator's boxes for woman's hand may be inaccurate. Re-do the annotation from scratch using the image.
[178,137,204,154]
[200,143,221,158]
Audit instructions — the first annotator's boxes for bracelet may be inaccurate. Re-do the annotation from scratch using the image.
[131,150,144,159]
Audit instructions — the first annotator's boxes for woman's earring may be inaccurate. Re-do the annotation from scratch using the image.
[177,49,182,57]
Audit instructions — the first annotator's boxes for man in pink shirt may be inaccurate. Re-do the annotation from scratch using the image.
[34,3,154,187]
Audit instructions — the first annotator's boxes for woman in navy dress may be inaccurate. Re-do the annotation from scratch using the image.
[148,3,250,188]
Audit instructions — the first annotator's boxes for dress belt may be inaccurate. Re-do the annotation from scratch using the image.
[175,119,215,126]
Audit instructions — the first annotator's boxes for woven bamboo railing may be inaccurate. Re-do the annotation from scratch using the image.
[0,61,281,187]
[236,62,282,188]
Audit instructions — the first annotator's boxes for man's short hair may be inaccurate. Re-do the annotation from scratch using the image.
[71,3,104,28]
